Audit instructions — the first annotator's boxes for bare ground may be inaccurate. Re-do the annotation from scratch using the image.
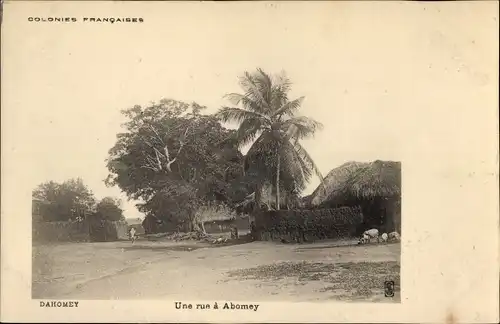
[32,239,400,302]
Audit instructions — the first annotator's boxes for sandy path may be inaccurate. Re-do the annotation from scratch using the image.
[33,241,400,301]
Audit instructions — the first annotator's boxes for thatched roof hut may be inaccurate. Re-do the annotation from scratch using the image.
[308,160,401,234]
[307,161,369,206]
[196,203,250,224]
[329,160,401,203]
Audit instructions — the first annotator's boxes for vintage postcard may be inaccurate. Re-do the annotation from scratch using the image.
[1,0,498,323]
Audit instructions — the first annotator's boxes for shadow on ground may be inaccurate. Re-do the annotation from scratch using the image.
[294,241,400,251]
[119,238,254,253]
[120,245,206,252]
[224,260,400,301]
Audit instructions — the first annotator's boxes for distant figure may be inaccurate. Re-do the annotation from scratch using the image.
[250,221,256,241]
[230,226,239,239]
[129,227,137,244]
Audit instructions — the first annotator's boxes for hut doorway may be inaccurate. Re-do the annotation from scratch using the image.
[354,197,388,234]
[359,197,400,234]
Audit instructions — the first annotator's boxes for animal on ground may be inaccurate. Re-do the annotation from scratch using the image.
[358,228,379,244]
[212,237,225,244]
[388,231,401,242]
[364,228,379,238]
[379,232,389,243]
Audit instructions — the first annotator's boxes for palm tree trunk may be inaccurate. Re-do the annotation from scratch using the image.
[254,187,262,212]
[276,153,280,210]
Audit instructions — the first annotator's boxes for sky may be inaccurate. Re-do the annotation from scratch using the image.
[3,1,497,219]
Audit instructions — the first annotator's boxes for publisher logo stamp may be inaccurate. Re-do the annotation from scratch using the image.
[384,280,395,297]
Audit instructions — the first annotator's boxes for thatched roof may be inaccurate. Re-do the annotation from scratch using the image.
[341,160,401,199]
[308,160,401,207]
[32,197,50,204]
[307,161,369,206]
[236,160,401,209]
[196,203,249,223]
[202,212,236,222]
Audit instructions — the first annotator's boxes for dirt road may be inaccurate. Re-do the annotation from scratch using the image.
[33,240,400,302]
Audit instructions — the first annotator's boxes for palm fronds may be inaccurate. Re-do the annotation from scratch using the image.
[233,118,265,148]
[288,140,325,188]
[281,116,323,140]
[218,68,324,209]
[224,93,263,114]
[238,72,271,113]
[216,107,270,124]
[272,96,305,118]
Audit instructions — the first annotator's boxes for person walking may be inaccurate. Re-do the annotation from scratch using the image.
[129,227,137,244]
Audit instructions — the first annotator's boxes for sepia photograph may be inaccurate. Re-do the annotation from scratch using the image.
[31,70,402,302]
[1,1,498,323]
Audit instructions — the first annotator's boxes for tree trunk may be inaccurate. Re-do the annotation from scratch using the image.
[276,153,280,211]
[254,186,262,213]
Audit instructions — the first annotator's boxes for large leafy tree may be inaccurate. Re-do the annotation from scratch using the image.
[105,99,250,230]
[93,197,125,221]
[217,69,324,210]
[32,178,96,221]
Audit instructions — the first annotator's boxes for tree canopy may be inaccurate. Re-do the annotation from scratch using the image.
[93,197,125,221]
[105,99,252,228]
[105,69,325,231]
[33,178,125,222]
[32,178,96,222]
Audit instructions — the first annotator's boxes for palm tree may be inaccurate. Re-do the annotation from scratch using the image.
[217,68,324,210]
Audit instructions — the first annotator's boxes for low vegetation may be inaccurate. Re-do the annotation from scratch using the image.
[226,260,400,300]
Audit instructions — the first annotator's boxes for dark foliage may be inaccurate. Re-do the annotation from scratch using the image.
[105,99,253,229]
[32,178,96,222]
[93,197,125,221]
